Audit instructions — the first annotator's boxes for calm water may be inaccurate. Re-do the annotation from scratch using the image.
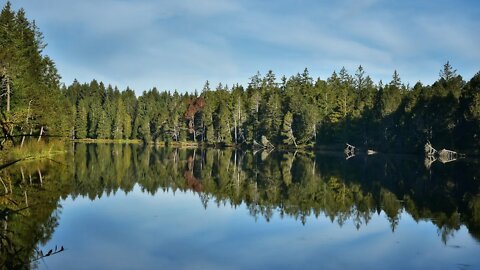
[1,144,480,269]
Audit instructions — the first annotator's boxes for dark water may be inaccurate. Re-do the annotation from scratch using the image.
[1,144,480,269]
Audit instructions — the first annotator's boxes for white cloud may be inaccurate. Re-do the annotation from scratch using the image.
[7,0,480,93]
[415,16,480,59]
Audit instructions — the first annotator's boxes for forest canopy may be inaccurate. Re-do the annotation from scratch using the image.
[1,2,479,153]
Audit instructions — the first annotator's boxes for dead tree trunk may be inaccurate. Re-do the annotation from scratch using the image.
[38,169,43,186]
[234,117,237,144]
[37,126,44,142]
[6,79,10,113]
[24,190,28,207]
[2,67,11,113]
[235,97,241,145]
[0,177,8,194]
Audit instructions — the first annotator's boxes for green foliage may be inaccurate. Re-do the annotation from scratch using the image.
[217,104,232,144]
[5,139,67,160]
[1,2,479,153]
[281,111,296,146]
[0,2,68,144]
[58,64,480,154]
[75,99,88,139]
[96,111,111,139]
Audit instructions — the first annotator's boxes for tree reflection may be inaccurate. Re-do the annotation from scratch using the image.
[1,144,480,267]
[0,152,72,269]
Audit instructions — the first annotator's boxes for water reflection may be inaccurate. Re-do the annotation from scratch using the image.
[1,143,480,268]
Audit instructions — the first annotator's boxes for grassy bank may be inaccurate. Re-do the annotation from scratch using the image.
[4,140,68,162]
[73,138,143,144]
[73,139,203,148]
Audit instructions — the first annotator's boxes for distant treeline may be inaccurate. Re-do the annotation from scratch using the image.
[1,2,479,153]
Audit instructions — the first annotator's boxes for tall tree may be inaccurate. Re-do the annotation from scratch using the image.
[75,99,88,139]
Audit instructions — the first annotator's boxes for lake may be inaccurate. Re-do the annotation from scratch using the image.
[1,143,479,269]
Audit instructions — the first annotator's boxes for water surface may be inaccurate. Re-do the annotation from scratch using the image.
[1,144,479,269]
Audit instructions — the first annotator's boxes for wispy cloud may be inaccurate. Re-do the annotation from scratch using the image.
[7,0,480,93]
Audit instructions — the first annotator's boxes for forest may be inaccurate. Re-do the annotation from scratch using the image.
[1,2,480,154]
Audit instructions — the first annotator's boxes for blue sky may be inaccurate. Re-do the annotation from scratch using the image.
[5,0,480,94]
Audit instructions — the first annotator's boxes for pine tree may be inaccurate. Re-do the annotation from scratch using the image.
[112,98,126,139]
[439,61,457,82]
[217,104,231,144]
[75,100,88,138]
[97,111,111,139]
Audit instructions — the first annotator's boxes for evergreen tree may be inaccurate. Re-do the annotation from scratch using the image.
[75,100,88,138]
[3,0,480,154]
[97,110,111,139]
[440,61,457,82]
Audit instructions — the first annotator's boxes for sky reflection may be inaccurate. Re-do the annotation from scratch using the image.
[38,184,479,270]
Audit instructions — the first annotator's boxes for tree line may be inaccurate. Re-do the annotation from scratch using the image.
[1,2,479,153]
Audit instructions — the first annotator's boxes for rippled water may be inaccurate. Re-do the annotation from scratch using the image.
[1,144,479,269]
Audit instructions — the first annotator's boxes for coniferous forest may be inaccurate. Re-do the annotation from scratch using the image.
[1,2,480,154]
[2,2,480,269]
